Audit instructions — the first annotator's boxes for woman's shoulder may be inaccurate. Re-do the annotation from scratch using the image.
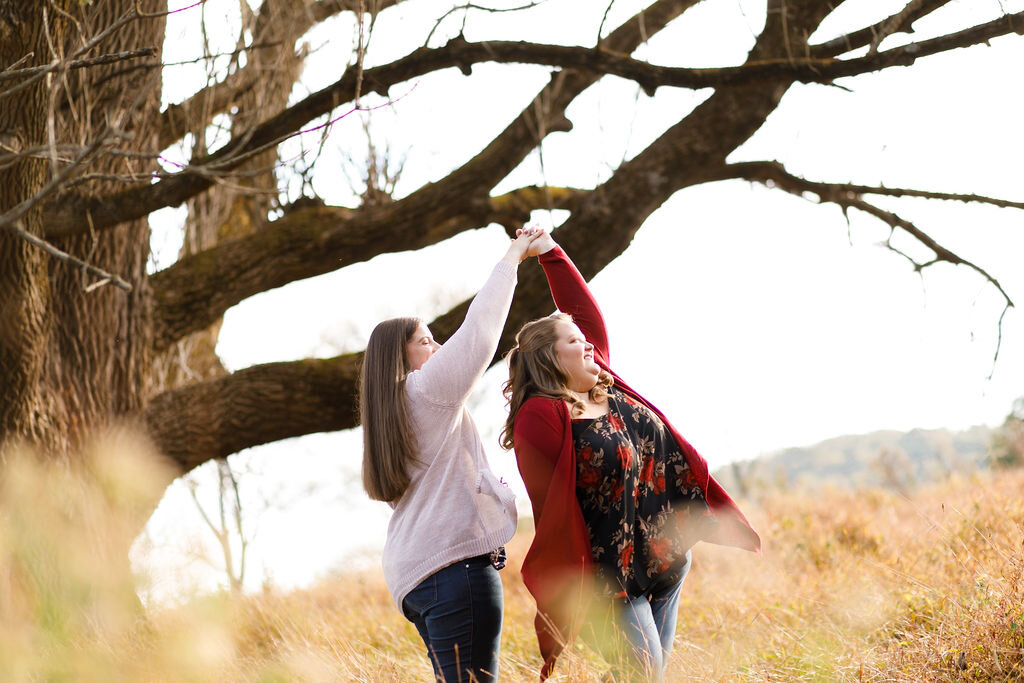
[402,370,457,411]
[515,395,567,435]
[520,394,563,413]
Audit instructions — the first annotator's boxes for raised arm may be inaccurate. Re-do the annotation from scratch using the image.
[534,236,611,366]
[410,230,541,405]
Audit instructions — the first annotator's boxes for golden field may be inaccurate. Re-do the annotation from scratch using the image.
[2,450,1022,682]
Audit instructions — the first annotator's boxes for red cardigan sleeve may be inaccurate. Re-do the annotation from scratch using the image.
[538,246,610,367]
[513,397,593,677]
[512,398,565,523]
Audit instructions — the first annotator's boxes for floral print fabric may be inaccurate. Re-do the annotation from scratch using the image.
[572,388,715,598]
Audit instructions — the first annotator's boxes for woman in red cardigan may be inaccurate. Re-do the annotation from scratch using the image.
[501,231,761,681]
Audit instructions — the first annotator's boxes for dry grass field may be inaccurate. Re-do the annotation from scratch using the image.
[2,449,1022,682]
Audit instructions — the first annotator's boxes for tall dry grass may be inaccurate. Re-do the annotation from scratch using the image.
[2,439,1022,681]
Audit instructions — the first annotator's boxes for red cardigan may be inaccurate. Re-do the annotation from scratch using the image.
[512,246,761,679]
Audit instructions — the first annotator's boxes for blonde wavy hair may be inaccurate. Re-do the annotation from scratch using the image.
[500,313,613,450]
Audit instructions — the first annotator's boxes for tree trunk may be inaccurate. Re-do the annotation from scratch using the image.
[0,3,69,446]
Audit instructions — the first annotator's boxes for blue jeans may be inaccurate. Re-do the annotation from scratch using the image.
[401,555,503,682]
[588,550,692,681]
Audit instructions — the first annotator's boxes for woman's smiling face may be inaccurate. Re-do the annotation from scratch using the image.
[405,322,440,371]
[553,319,600,392]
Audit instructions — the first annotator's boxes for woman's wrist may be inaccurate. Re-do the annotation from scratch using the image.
[501,246,526,265]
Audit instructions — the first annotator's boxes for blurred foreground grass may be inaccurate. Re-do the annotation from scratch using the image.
[1,434,1022,681]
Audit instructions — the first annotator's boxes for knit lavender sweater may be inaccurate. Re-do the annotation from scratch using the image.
[381,259,519,610]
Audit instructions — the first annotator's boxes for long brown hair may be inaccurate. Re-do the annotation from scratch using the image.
[359,317,421,502]
[500,313,612,450]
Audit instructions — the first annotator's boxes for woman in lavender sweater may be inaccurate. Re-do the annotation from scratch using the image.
[359,228,541,682]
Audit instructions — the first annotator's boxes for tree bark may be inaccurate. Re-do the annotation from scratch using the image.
[0,5,60,444]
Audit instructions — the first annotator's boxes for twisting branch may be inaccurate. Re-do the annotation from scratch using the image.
[723,160,1024,211]
[851,199,1014,375]
[721,159,1016,370]
[851,199,1011,301]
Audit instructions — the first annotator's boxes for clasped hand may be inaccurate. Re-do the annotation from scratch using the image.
[516,224,557,259]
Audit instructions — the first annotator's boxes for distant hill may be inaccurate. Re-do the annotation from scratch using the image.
[712,426,994,495]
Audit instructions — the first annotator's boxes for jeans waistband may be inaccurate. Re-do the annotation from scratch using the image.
[463,546,506,570]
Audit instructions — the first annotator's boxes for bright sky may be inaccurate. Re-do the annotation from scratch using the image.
[137,0,1024,603]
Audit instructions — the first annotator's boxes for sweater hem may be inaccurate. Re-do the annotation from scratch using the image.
[387,521,517,611]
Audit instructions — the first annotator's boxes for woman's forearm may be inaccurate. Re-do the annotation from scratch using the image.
[538,245,610,360]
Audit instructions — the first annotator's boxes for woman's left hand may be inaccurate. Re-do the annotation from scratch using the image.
[503,226,544,264]
[517,226,556,258]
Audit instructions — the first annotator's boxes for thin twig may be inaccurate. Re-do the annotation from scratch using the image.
[424,1,545,47]
[596,0,616,46]
[2,220,132,291]
[1,52,35,73]
[0,48,157,83]
[354,0,366,105]
[0,6,143,102]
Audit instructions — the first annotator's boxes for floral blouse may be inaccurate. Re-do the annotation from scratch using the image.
[572,388,715,598]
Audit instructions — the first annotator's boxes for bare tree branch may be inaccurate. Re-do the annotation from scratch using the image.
[812,0,955,57]
[867,0,927,56]
[855,199,1015,373]
[157,67,259,152]
[153,0,403,151]
[1,220,132,292]
[34,0,710,238]
[424,1,545,46]
[720,159,1016,368]
[144,355,363,469]
[146,184,588,350]
[0,48,157,83]
[308,0,402,24]
[0,5,145,103]
[721,160,1024,211]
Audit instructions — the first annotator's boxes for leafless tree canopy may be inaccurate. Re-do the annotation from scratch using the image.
[1,0,1021,513]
